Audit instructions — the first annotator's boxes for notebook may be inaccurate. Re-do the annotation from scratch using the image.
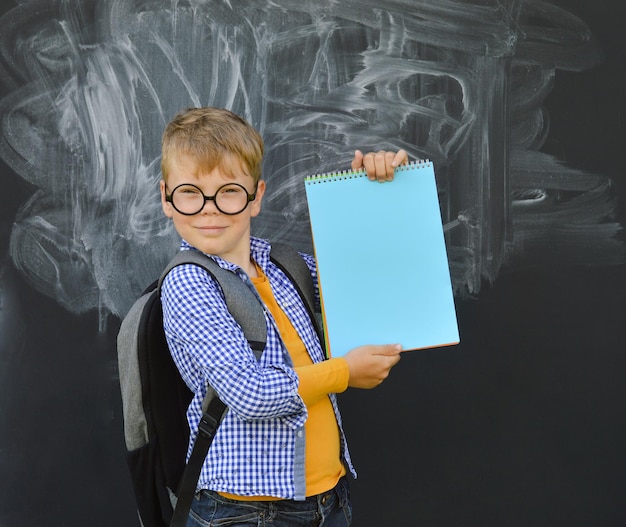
[304,160,459,358]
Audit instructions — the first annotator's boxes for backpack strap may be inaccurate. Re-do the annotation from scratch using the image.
[269,242,324,352]
[158,250,267,352]
[160,244,323,354]
[169,393,226,527]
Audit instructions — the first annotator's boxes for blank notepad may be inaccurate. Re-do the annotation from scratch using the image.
[304,160,459,357]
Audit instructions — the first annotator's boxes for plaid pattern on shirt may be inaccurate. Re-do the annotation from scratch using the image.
[161,237,355,499]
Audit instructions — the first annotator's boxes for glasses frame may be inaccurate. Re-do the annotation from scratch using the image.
[165,182,257,216]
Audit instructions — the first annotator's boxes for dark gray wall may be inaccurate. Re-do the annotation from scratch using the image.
[0,1,624,525]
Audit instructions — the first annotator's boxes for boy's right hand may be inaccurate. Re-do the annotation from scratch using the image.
[343,344,404,389]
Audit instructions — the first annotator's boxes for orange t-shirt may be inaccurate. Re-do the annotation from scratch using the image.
[221,264,348,499]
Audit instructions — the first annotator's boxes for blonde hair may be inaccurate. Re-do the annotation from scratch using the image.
[161,107,264,183]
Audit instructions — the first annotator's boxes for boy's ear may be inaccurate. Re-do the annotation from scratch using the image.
[250,179,266,218]
[160,180,174,218]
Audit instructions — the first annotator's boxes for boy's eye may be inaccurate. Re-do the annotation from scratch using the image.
[219,185,244,195]
[179,185,202,195]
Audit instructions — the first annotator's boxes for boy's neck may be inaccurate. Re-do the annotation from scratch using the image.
[205,244,257,278]
[243,257,259,278]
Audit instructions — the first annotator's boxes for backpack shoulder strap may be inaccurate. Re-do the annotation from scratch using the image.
[269,242,324,350]
[159,249,267,354]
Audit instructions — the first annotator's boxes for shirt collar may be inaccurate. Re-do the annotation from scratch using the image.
[250,237,272,269]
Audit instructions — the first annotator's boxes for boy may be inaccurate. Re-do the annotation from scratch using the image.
[159,107,407,526]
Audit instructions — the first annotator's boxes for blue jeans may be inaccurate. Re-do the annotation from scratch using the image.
[187,477,352,526]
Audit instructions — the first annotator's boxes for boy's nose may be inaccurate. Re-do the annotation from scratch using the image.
[199,198,220,214]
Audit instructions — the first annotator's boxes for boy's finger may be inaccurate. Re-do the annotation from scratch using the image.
[362,152,375,179]
[391,149,408,167]
[351,149,364,171]
[362,151,387,181]
[384,152,397,180]
[374,152,388,181]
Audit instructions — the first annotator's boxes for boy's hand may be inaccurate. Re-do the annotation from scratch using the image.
[351,149,409,182]
[343,344,404,389]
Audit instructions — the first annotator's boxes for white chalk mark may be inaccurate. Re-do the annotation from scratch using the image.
[0,0,622,321]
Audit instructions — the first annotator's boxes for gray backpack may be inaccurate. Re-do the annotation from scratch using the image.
[117,243,321,527]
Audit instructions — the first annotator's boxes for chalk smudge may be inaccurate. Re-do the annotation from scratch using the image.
[0,0,622,322]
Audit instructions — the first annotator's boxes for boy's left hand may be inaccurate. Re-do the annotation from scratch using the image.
[351,149,409,182]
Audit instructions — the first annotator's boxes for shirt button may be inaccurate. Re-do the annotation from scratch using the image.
[297,430,303,438]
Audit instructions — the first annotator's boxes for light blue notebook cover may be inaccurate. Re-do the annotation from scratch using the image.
[304,160,459,357]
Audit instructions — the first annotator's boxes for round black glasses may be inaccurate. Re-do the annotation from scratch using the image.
[165,183,257,216]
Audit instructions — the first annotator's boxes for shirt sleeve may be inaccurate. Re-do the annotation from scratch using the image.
[295,358,350,406]
[162,263,307,426]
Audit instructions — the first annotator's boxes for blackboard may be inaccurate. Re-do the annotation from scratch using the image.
[0,1,624,525]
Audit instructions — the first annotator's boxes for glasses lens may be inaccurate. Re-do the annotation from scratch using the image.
[171,184,205,214]
[214,183,251,214]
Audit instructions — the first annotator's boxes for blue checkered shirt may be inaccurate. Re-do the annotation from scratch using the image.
[161,237,355,500]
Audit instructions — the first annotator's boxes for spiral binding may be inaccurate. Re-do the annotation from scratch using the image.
[304,159,431,183]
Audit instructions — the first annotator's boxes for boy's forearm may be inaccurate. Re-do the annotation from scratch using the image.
[295,358,349,406]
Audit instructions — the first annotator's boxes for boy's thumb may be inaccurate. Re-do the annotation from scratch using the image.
[380,344,402,355]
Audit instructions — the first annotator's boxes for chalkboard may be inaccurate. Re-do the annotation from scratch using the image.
[0,1,624,525]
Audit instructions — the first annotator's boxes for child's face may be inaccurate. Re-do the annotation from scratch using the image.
[160,153,265,267]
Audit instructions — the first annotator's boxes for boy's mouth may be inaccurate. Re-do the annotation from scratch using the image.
[196,225,227,233]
